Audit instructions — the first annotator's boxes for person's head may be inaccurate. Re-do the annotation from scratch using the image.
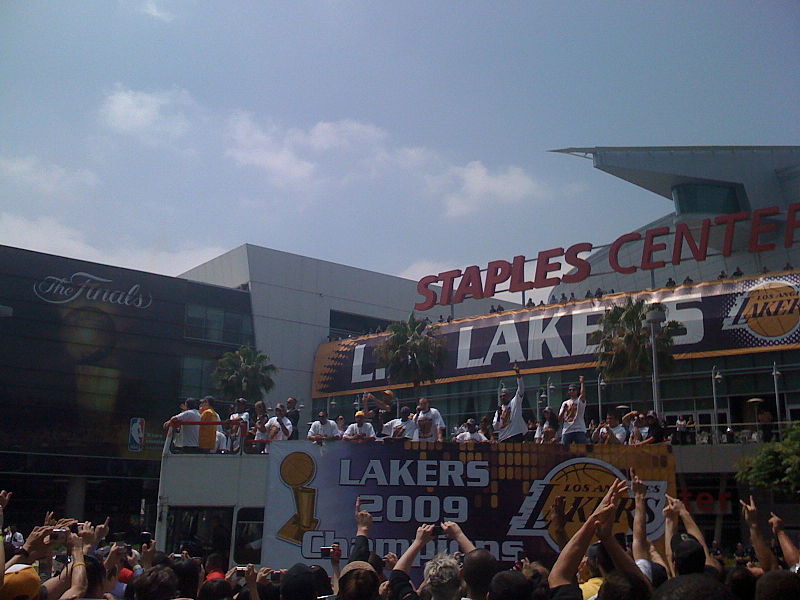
[337,561,379,600]
[755,570,800,600]
[418,397,430,412]
[355,410,365,424]
[423,554,461,600]
[204,553,227,573]
[671,533,706,575]
[488,570,532,600]
[366,553,385,582]
[567,383,579,398]
[318,411,329,424]
[287,397,297,409]
[170,557,201,599]
[83,553,111,596]
[652,574,735,600]
[198,579,234,600]
[606,413,620,426]
[400,406,411,421]
[132,565,179,600]
[597,570,652,600]
[186,398,199,411]
[309,565,333,597]
[499,386,510,405]
[462,548,499,600]
[725,566,756,600]
[0,564,40,600]
[646,411,658,424]
[736,542,745,552]
[236,398,247,410]
[280,563,316,600]
[585,542,614,578]
[466,418,478,433]
[336,415,345,429]
[255,401,266,416]
[200,396,215,411]
[275,404,286,418]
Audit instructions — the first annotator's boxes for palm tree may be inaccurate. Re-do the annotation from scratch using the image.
[589,297,682,380]
[214,345,277,404]
[376,313,448,401]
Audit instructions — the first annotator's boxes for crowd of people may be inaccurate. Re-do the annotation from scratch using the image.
[163,366,688,453]
[3,478,799,600]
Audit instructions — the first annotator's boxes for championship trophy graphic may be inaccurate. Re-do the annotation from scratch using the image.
[277,452,319,544]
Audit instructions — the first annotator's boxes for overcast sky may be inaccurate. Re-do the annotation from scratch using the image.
[2,1,799,287]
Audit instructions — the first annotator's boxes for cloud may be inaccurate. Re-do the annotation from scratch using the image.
[435,160,548,218]
[141,0,174,22]
[288,120,387,152]
[0,213,226,276]
[397,259,455,281]
[0,156,98,195]
[99,85,193,142]
[226,112,316,187]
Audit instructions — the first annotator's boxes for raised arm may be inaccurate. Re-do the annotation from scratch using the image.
[662,495,679,579]
[740,496,777,571]
[769,512,799,567]
[59,533,87,600]
[394,524,435,574]
[630,471,650,562]
[577,374,585,400]
[674,496,721,573]
[442,521,476,554]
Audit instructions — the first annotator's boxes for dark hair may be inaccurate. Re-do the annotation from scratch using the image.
[652,574,735,600]
[198,579,234,600]
[725,566,756,600]
[367,552,385,581]
[170,557,201,599]
[132,565,179,600]
[488,570,532,600]
[186,398,199,410]
[150,551,171,568]
[337,569,379,600]
[463,548,499,599]
[597,570,652,600]
[205,553,227,572]
[755,570,800,600]
[202,396,216,408]
[587,543,614,577]
[309,565,333,597]
[84,554,107,596]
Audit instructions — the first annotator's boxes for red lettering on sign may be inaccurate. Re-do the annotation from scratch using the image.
[509,255,534,292]
[715,211,750,257]
[483,260,512,297]
[533,247,564,288]
[641,226,670,270]
[696,492,714,513]
[562,242,593,284]
[785,202,800,249]
[748,207,780,253]
[453,265,485,304]
[437,269,462,306]
[609,232,641,274]
[672,220,710,265]
[414,275,440,311]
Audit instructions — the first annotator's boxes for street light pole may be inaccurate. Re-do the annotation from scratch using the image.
[597,376,605,423]
[772,362,782,439]
[711,366,722,444]
[645,309,666,417]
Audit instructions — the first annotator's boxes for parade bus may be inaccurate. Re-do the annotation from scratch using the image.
[154,429,679,570]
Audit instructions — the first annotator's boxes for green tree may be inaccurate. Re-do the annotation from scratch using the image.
[376,313,448,399]
[588,296,683,380]
[737,422,800,498]
[213,345,277,404]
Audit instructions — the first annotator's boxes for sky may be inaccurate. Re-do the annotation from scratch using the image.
[2,1,799,290]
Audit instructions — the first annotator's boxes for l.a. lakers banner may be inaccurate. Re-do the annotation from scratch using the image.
[262,441,675,573]
[313,271,800,397]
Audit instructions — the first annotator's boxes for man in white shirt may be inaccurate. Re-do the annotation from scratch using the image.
[307,410,341,442]
[343,410,376,441]
[413,397,446,442]
[455,418,488,443]
[492,363,527,443]
[164,398,201,452]
[267,404,293,441]
[382,406,416,440]
[228,398,250,452]
[559,375,588,449]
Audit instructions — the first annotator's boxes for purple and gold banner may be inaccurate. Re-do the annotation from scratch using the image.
[313,272,800,397]
[261,441,675,572]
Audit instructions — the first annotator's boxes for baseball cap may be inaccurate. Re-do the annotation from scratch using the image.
[339,560,377,579]
[0,565,41,600]
[671,533,705,575]
[280,563,316,600]
[355,410,365,417]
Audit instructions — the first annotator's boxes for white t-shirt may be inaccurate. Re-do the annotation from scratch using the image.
[215,430,228,452]
[493,376,526,441]
[266,416,293,441]
[559,396,587,435]
[175,409,201,447]
[228,411,250,449]
[344,422,376,439]
[307,420,341,440]
[414,407,446,441]
[382,418,416,439]
[610,423,628,443]
[254,417,268,441]
[455,430,488,443]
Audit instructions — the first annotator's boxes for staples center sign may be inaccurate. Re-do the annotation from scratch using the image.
[414,204,800,310]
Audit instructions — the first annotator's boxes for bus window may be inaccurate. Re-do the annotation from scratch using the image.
[234,507,265,565]
[165,507,233,559]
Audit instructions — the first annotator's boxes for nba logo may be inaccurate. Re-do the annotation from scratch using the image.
[129,418,145,452]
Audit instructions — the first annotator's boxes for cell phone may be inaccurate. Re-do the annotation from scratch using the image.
[170,553,183,559]
[235,566,248,573]
[431,524,444,536]
[320,546,333,558]
[52,528,68,540]
[270,571,281,582]
[69,522,81,534]
[140,531,153,545]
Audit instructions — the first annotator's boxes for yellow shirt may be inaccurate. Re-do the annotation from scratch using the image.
[199,409,219,450]
[580,577,603,600]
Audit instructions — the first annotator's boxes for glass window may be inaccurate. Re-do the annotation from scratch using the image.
[233,507,264,565]
[165,507,234,558]
[672,183,747,216]
[186,305,206,339]
[206,308,225,342]
[185,304,253,346]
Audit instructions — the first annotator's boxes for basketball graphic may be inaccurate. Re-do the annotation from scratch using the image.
[742,282,800,338]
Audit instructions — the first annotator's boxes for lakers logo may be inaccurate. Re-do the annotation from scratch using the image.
[723,280,800,340]
[507,458,667,550]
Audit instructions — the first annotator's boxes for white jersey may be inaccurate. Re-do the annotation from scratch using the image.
[493,376,526,441]
[455,430,488,443]
[307,420,341,439]
[344,422,376,439]
[266,416,293,441]
[560,396,587,435]
[413,407,446,441]
[382,418,416,439]
[174,409,201,447]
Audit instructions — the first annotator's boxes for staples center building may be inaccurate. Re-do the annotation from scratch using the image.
[1,145,798,543]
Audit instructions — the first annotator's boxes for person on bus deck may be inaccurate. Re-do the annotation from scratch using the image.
[286,397,301,440]
[492,362,527,443]
[307,410,341,442]
[412,397,446,442]
[343,411,376,441]
[198,396,221,453]
[558,376,588,449]
[382,406,416,440]
[455,418,488,443]
[636,411,665,445]
[228,398,250,452]
[164,398,201,453]
[267,404,293,441]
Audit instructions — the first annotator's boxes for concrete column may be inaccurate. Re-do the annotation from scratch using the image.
[65,476,86,520]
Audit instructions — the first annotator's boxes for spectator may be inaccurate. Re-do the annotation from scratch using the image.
[343,411,376,441]
[637,412,665,445]
[558,376,588,448]
[335,415,347,437]
[463,548,498,600]
[198,579,234,600]
[455,419,488,443]
[286,397,301,440]
[307,411,341,443]
[164,398,200,452]
[228,398,250,453]
[267,404,293,441]
[382,407,416,440]
[204,553,227,581]
[755,570,800,600]
[492,363,527,443]
[252,401,269,452]
[199,397,221,453]
[412,397,446,442]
